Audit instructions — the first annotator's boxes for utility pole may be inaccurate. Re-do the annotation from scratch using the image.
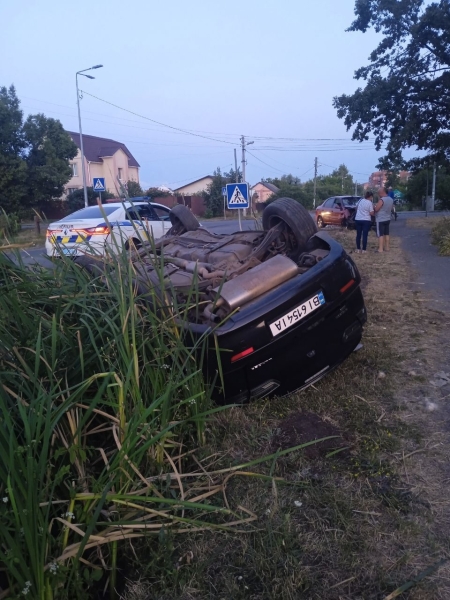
[354,181,358,196]
[341,173,344,192]
[313,157,318,208]
[240,135,253,221]
[234,148,239,181]
[240,135,246,184]
[431,161,436,211]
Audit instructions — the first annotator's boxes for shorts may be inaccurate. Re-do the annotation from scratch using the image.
[376,220,390,237]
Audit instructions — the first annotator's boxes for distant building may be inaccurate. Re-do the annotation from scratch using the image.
[251,181,280,206]
[368,171,388,190]
[365,170,410,190]
[173,176,213,195]
[65,132,140,197]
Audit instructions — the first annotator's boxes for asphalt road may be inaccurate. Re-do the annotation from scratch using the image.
[394,219,450,313]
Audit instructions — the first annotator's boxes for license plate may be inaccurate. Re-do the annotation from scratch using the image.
[269,292,325,337]
[61,248,77,256]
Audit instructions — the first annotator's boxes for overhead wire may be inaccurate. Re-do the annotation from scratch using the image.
[80,90,238,146]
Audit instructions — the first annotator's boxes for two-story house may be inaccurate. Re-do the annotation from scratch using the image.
[65,132,140,196]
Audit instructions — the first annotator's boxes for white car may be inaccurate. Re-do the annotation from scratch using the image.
[45,200,172,257]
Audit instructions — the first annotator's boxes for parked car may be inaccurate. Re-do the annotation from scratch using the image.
[45,198,173,257]
[315,196,361,228]
[77,198,367,403]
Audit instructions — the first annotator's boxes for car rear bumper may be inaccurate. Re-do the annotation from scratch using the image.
[45,239,107,257]
[219,286,365,402]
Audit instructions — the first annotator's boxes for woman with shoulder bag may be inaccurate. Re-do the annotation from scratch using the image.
[355,191,375,254]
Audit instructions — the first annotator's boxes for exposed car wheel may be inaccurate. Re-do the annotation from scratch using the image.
[317,216,324,228]
[167,205,200,235]
[125,238,142,252]
[263,198,318,259]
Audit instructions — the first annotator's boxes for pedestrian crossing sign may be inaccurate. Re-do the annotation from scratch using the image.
[226,183,249,209]
[93,178,106,192]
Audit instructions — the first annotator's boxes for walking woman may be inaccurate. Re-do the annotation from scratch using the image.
[355,191,374,253]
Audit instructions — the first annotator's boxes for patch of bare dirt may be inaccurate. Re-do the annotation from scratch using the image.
[272,411,350,459]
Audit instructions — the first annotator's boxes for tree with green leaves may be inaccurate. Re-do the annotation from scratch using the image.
[405,166,450,209]
[303,165,356,205]
[23,114,78,205]
[264,174,308,207]
[126,180,144,198]
[204,168,226,217]
[0,85,28,213]
[66,187,115,212]
[145,187,172,198]
[0,85,77,215]
[223,167,242,183]
[333,0,450,170]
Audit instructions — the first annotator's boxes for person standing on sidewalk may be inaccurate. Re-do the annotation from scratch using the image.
[374,187,394,252]
[354,191,374,253]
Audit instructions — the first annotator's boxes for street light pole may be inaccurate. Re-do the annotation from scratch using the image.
[76,65,103,208]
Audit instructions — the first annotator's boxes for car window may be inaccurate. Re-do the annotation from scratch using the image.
[323,198,334,208]
[334,200,342,208]
[152,206,171,221]
[126,209,141,221]
[60,206,118,220]
[126,206,156,221]
[138,207,156,220]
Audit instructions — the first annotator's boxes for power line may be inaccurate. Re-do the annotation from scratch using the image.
[246,150,288,174]
[80,90,238,146]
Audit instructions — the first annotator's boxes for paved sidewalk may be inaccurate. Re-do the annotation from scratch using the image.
[393,219,450,313]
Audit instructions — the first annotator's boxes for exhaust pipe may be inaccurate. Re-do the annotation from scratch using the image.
[213,254,299,311]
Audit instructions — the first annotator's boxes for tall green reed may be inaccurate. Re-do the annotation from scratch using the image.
[0,246,227,599]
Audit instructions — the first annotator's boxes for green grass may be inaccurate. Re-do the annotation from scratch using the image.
[1,228,449,599]
[116,229,450,600]
[431,217,450,255]
[0,246,235,599]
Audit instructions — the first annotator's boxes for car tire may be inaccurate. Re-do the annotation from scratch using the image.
[125,238,142,251]
[263,198,318,259]
[317,216,324,228]
[167,205,200,235]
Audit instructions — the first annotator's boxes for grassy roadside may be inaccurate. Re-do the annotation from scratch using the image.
[120,229,450,600]
[406,216,450,256]
[0,227,46,249]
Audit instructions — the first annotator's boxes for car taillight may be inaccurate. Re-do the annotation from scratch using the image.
[340,279,355,293]
[77,226,110,235]
[231,347,254,363]
[46,229,61,237]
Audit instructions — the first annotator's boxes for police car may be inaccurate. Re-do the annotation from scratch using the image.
[45,199,172,257]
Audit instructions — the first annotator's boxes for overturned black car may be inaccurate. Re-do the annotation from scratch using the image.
[78,198,367,403]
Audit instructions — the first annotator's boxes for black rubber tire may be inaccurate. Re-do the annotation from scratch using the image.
[317,216,324,228]
[125,238,142,251]
[168,204,200,235]
[262,198,318,259]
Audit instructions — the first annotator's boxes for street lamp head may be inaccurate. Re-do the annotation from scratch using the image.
[82,74,95,79]
[247,141,254,146]
[92,64,103,69]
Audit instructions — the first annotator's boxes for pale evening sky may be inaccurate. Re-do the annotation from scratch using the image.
[1,0,409,189]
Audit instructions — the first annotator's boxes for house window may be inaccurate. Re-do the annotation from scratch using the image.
[118,168,123,181]
[67,188,77,196]
[70,163,78,177]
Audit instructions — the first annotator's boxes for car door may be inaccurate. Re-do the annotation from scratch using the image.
[151,205,172,235]
[321,198,335,225]
[331,199,344,225]
[136,205,167,240]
